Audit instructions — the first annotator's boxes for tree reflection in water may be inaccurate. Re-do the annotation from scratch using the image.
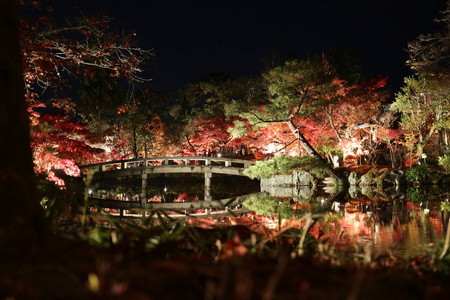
[188,189,447,258]
[88,173,449,258]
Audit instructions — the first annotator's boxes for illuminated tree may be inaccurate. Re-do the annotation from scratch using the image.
[186,114,239,155]
[399,2,450,165]
[20,5,152,182]
[78,72,169,159]
[31,113,107,185]
[392,73,450,164]
[115,90,168,158]
[226,57,343,160]
[406,1,450,73]
[170,73,245,155]
[331,76,392,165]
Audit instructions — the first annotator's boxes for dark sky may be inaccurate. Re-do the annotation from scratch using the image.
[35,0,448,94]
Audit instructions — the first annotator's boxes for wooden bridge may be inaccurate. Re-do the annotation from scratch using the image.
[80,156,257,216]
[80,156,254,176]
[89,193,262,219]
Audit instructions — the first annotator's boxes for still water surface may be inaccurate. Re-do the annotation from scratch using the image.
[91,174,448,257]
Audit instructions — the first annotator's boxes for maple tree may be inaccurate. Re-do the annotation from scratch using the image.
[185,114,240,155]
[325,76,389,141]
[19,3,152,184]
[222,55,397,168]
[330,76,392,166]
[31,113,107,185]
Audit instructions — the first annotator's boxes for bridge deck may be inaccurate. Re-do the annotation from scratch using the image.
[91,164,248,179]
[80,156,254,175]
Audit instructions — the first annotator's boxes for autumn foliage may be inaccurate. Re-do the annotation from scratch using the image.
[20,3,432,188]
[20,4,153,185]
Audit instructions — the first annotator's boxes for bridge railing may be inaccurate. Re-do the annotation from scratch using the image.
[80,156,255,173]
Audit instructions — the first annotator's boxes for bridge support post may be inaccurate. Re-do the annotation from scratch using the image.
[141,173,148,206]
[205,172,212,201]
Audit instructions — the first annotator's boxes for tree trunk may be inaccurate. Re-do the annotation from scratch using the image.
[186,135,195,153]
[132,128,138,158]
[416,126,437,163]
[0,0,45,250]
[97,108,102,137]
[286,120,339,179]
[286,120,322,158]
[324,108,342,142]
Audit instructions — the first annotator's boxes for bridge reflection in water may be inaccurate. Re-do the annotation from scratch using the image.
[79,157,449,256]
[80,156,258,218]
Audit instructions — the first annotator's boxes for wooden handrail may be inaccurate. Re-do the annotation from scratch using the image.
[80,156,255,172]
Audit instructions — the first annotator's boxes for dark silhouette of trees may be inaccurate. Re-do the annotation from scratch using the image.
[0,0,44,250]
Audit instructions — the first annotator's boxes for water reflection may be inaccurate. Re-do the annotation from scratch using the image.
[89,173,261,202]
[185,192,446,257]
[314,198,443,257]
[88,174,450,257]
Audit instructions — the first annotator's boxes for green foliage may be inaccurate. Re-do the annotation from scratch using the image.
[170,73,242,128]
[392,74,450,158]
[405,163,442,185]
[406,187,428,203]
[227,120,248,138]
[441,201,450,212]
[243,194,295,219]
[86,226,122,248]
[439,156,450,172]
[244,156,331,179]
[405,164,433,182]
[263,58,340,120]
[323,213,342,223]
[226,58,340,127]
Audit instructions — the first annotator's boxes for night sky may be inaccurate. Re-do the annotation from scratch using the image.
[34,0,448,95]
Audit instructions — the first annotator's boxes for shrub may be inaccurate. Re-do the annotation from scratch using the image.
[441,201,450,212]
[405,164,432,182]
[439,156,450,172]
[243,194,294,219]
[244,156,331,179]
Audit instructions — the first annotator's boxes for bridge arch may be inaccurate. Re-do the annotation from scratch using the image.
[80,156,256,211]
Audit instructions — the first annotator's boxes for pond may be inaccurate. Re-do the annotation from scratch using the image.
[87,174,450,258]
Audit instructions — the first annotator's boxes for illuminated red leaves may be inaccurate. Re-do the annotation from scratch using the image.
[218,235,248,260]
